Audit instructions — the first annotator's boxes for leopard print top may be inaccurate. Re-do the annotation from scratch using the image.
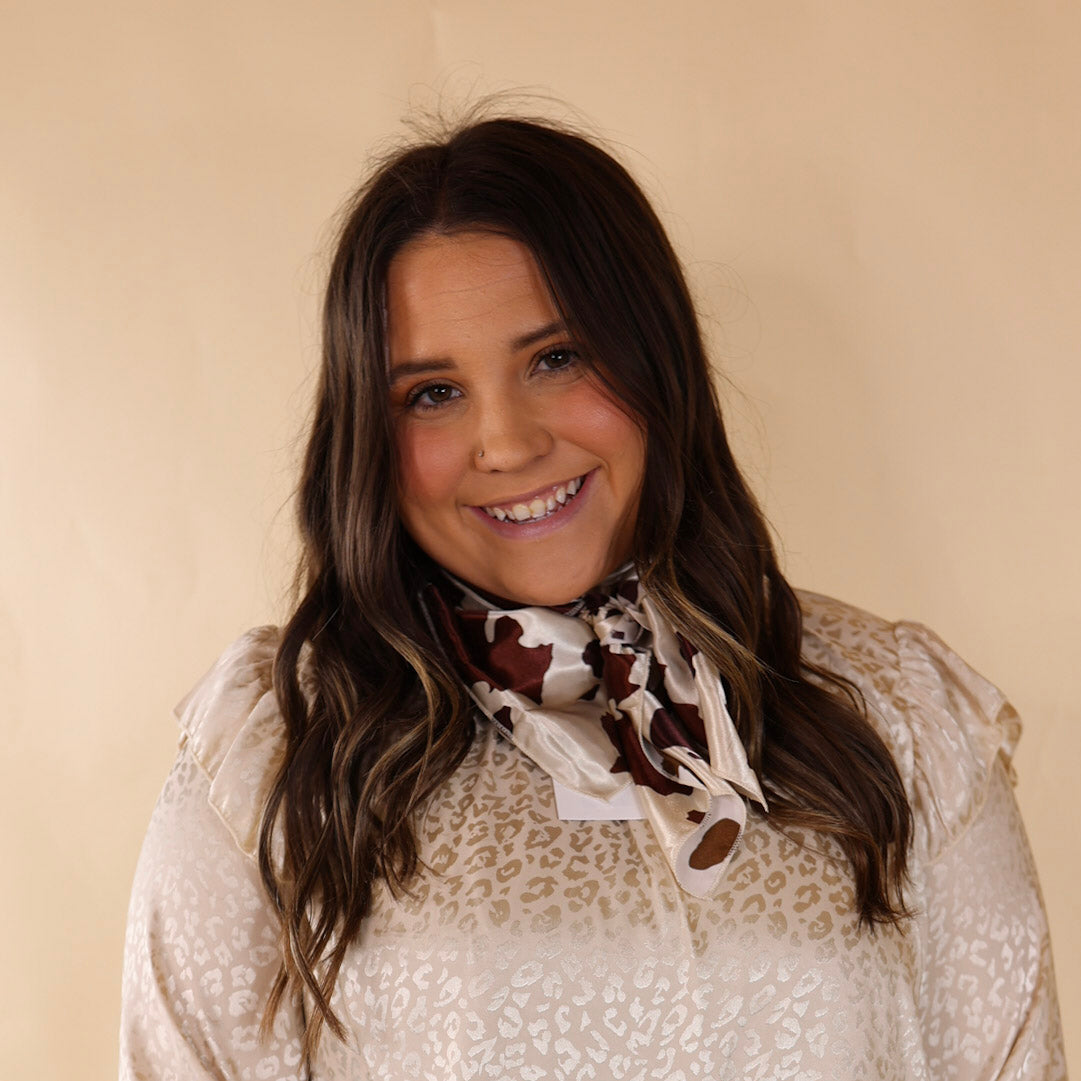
[120,591,1065,1080]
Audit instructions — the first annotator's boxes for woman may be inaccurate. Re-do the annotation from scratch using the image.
[121,117,1064,1079]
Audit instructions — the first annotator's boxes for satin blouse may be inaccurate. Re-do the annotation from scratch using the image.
[119,591,1065,1080]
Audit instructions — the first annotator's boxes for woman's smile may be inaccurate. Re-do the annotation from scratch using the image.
[387,231,646,606]
[476,471,586,524]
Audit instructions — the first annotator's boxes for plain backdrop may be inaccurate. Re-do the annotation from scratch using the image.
[2,1,1077,1077]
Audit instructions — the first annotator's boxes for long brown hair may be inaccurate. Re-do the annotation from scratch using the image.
[260,115,912,1054]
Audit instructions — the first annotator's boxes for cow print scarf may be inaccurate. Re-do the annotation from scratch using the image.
[422,569,767,898]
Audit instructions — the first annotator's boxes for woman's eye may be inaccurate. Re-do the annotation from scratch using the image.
[535,347,580,373]
[406,382,459,410]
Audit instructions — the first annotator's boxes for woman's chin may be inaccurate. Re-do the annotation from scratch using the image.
[460,578,587,609]
[452,560,622,609]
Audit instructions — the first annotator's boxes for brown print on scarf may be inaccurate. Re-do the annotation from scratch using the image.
[492,705,516,734]
[597,643,693,794]
[688,817,741,869]
[597,642,638,701]
[426,584,553,704]
[582,637,604,680]
[643,657,709,753]
[480,614,553,703]
[601,710,692,796]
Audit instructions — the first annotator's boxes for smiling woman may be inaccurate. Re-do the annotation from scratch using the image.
[388,231,646,604]
[120,116,1065,1080]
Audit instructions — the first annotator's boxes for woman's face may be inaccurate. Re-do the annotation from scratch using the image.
[387,231,646,606]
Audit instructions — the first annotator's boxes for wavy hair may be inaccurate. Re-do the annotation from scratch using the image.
[260,116,912,1055]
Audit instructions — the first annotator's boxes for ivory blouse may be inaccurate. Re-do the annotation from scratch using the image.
[120,592,1065,1080]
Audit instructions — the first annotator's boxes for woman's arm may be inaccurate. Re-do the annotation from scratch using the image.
[119,743,307,1081]
[915,758,1065,1080]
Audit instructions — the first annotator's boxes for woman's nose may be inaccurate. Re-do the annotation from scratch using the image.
[473,396,554,472]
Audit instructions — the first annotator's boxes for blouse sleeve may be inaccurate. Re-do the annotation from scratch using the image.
[894,622,1066,1080]
[915,760,1066,1080]
[119,741,307,1081]
[119,628,308,1081]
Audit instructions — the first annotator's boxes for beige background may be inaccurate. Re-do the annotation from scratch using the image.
[2,1,1076,1077]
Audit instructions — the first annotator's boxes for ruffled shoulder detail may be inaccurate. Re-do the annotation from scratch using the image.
[797,591,1020,860]
[174,626,286,859]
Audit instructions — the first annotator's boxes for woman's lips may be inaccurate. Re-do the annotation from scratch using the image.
[480,474,585,523]
[467,470,595,536]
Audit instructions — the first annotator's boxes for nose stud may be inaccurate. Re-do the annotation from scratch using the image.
[476,449,485,460]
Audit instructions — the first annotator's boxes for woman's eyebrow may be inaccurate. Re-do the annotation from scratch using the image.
[389,321,572,384]
[511,319,570,350]
[387,358,455,385]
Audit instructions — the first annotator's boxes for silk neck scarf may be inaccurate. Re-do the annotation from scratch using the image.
[422,570,767,898]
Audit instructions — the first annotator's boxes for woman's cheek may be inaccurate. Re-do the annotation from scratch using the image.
[396,422,468,511]
[558,383,646,464]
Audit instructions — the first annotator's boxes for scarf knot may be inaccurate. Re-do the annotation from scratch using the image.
[423,571,767,897]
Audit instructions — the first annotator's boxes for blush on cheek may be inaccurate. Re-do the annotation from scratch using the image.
[564,374,639,421]
[397,426,467,506]
[565,387,646,461]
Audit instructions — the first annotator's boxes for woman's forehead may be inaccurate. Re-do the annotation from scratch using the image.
[385,232,558,360]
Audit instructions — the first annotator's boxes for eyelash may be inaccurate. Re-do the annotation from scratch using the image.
[403,346,583,412]
[535,345,580,372]
[404,381,460,411]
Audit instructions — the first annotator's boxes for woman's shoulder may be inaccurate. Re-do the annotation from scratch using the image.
[173,625,286,858]
[795,589,1021,858]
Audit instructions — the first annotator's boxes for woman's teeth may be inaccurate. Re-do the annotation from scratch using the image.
[483,476,583,523]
